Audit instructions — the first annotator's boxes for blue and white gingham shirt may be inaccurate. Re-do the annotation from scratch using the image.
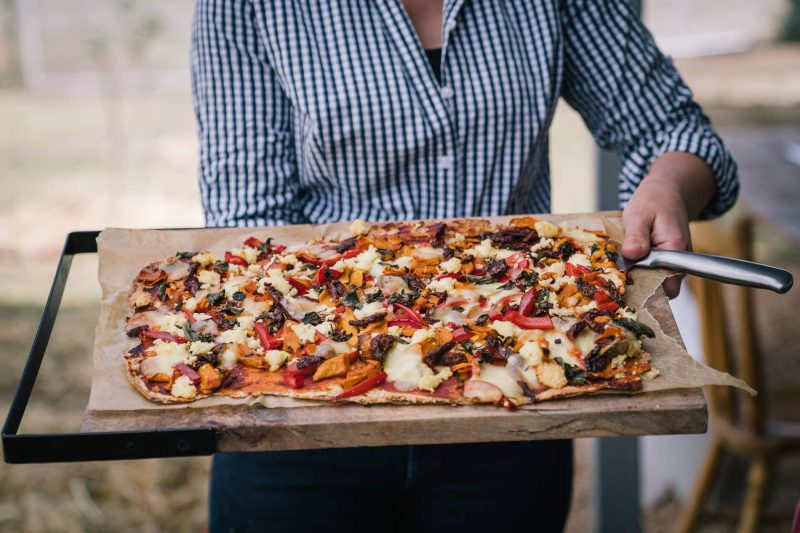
[191,0,738,228]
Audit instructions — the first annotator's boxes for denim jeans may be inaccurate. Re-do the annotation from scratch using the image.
[209,439,573,533]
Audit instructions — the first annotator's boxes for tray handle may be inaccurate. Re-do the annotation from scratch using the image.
[2,231,217,463]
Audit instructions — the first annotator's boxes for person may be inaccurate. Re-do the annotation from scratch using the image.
[191,1,738,531]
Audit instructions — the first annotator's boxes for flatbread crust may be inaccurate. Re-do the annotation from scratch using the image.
[122,217,656,407]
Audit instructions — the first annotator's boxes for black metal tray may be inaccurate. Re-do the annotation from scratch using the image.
[2,231,217,463]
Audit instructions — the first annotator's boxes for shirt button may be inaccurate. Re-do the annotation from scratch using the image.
[446,19,457,32]
[439,155,454,170]
[441,86,454,99]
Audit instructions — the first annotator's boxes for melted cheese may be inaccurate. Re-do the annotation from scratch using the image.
[217,327,248,345]
[191,251,215,266]
[534,220,560,238]
[473,364,523,399]
[291,323,317,343]
[383,343,449,392]
[440,257,462,274]
[264,350,289,371]
[427,277,457,294]
[344,245,381,271]
[189,341,215,355]
[197,269,221,289]
[171,375,197,399]
[354,301,385,320]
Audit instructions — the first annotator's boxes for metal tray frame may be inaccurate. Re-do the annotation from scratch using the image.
[2,231,217,463]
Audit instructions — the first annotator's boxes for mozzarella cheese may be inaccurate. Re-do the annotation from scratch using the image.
[157,314,184,335]
[410,327,436,344]
[490,320,523,338]
[189,341,215,355]
[383,343,450,392]
[183,297,198,312]
[264,350,289,372]
[198,269,221,289]
[534,220,560,238]
[472,364,523,399]
[344,245,381,271]
[219,347,239,369]
[217,327,248,345]
[440,257,462,274]
[171,375,197,399]
[568,253,592,269]
[262,269,294,296]
[237,315,255,331]
[354,301,385,320]
[291,323,317,343]
[519,340,544,366]
[349,219,369,236]
[427,277,457,294]
[466,239,514,260]
[191,251,215,266]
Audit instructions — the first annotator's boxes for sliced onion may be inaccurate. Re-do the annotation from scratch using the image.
[162,261,191,281]
[463,380,503,402]
[192,319,219,336]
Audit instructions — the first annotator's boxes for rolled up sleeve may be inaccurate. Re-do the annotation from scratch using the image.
[191,0,304,227]
[560,0,738,219]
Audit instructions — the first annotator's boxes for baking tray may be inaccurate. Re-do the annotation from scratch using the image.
[3,230,707,464]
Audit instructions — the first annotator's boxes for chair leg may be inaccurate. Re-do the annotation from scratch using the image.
[678,439,723,533]
[737,458,770,533]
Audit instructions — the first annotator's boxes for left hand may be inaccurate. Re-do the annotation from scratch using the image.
[620,152,717,299]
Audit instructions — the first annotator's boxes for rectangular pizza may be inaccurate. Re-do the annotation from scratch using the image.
[123,216,658,408]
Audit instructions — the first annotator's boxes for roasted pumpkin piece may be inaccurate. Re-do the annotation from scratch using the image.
[198,363,223,394]
[313,354,349,381]
[342,360,382,389]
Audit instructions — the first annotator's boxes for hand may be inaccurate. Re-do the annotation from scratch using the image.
[621,152,717,298]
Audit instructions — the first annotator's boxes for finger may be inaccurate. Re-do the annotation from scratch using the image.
[621,213,653,260]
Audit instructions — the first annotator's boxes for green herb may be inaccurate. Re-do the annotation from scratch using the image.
[465,275,499,285]
[157,282,169,301]
[476,314,489,326]
[387,290,419,306]
[343,289,362,310]
[182,321,198,342]
[176,251,196,260]
[461,340,475,353]
[329,329,353,342]
[258,239,273,254]
[515,270,538,290]
[376,248,394,257]
[497,281,516,290]
[219,305,244,316]
[614,318,655,339]
[302,312,324,326]
[232,291,246,301]
[553,356,588,385]
[536,289,551,312]
[213,260,229,274]
[365,290,385,303]
[206,292,225,307]
[452,306,465,313]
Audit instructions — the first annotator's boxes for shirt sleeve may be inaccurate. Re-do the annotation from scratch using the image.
[560,0,738,219]
[191,0,305,227]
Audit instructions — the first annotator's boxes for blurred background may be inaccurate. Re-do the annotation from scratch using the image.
[0,0,798,531]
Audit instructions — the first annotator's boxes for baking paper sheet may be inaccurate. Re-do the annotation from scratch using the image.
[86,212,753,412]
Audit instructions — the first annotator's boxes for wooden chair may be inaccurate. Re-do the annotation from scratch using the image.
[678,215,800,533]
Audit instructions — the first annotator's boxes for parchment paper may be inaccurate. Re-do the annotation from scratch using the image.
[86,211,753,412]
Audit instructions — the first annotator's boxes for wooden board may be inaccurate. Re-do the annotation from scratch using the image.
[81,287,708,451]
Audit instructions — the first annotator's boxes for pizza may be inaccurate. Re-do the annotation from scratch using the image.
[124,217,657,407]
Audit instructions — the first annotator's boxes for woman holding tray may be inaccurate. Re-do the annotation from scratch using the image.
[191,0,738,531]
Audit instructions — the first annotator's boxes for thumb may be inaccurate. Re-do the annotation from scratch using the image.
[621,213,652,260]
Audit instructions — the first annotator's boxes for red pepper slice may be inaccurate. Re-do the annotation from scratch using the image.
[181,307,196,324]
[286,276,309,295]
[597,301,620,312]
[141,329,189,344]
[296,253,323,266]
[332,371,388,402]
[503,310,555,330]
[283,372,304,389]
[255,321,283,350]
[314,266,342,285]
[565,262,591,278]
[393,303,425,325]
[224,251,249,267]
[173,362,201,385]
[387,318,425,329]
[271,243,286,253]
[451,327,473,343]
[593,290,611,304]
[244,236,264,248]
[435,272,462,281]
[518,288,537,317]
[488,313,505,322]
